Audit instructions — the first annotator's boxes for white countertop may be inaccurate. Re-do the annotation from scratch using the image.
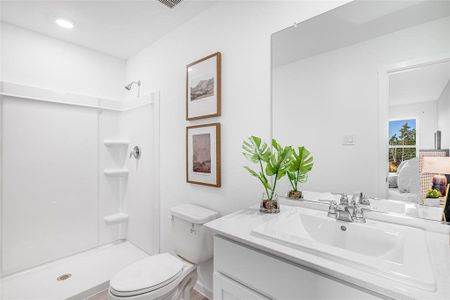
[205,204,450,300]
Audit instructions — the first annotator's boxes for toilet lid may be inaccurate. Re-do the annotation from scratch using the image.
[110,253,184,293]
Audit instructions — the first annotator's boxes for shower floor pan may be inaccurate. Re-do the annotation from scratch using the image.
[1,240,148,300]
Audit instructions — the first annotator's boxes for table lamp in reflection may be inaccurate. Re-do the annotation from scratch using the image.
[422,156,450,223]
[422,157,450,197]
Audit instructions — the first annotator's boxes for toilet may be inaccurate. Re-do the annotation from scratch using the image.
[108,204,219,300]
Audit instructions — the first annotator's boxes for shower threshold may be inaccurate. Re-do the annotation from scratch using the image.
[1,240,148,300]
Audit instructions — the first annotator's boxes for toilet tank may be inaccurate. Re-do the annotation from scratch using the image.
[170,204,219,264]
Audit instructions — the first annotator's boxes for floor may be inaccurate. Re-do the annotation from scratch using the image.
[88,289,208,300]
[191,289,209,300]
[1,241,148,300]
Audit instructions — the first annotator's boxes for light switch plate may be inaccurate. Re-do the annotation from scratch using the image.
[343,135,355,145]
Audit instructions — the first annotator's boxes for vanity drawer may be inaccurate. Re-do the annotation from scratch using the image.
[214,272,270,300]
[214,236,385,300]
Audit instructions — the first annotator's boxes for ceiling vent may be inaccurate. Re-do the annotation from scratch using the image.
[158,0,182,9]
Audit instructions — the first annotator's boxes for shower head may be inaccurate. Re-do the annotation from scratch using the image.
[125,80,141,91]
[125,80,142,97]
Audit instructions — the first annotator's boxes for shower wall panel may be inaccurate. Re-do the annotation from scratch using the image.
[98,110,123,244]
[2,97,98,275]
[121,105,156,255]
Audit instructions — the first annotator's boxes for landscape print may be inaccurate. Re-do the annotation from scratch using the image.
[190,77,214,101]
[186,52,221,120]
[192,133,211,173]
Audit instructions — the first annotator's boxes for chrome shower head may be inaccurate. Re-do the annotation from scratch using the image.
[125,80,141,91]
[124,80,141,97]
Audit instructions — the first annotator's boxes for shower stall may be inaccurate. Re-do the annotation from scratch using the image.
[0,82,160,298]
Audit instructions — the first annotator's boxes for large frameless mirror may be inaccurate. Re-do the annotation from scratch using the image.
[271,0,450,222]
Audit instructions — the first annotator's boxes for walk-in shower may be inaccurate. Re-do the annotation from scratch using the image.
[0,82,160,299]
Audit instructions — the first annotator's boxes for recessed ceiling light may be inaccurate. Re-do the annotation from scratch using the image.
[55,18,74,29]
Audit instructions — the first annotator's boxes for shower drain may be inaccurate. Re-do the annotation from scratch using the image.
[56,273,72,281]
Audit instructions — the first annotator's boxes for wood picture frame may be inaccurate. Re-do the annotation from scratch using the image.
[442,183,450,222]
[186,123,221,187]
[186,52,221,120]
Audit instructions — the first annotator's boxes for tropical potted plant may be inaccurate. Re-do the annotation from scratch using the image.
[426,189,441,198]
[287,146,314,199]
[242,136,292,213]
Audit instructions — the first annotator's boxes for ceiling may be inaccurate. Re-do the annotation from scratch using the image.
[0,0,214,59]
[272,0,450,67]
[389,61,450,106]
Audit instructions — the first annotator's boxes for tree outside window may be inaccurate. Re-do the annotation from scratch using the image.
[388,119,417,172]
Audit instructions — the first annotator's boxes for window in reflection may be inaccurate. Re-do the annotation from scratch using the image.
[388,119,417,172]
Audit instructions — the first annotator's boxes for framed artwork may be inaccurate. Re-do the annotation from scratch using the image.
[186,52,221,120]
[186,123,221,187]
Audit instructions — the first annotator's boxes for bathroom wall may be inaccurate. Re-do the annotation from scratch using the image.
[438,81,450,149]
[272,16,450,196]
[389,101,438,150]
[124,0,352,295]
[0,23,125,100]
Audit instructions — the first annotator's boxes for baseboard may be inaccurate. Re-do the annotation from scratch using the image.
[195,281,213,299]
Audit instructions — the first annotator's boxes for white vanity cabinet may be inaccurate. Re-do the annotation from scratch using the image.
[213,236,385,300]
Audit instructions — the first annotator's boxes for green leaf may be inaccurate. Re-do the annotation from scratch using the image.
[242,136,270,164]
[266,163,275,176]
[244,166,259,177]
[287,146,314,188]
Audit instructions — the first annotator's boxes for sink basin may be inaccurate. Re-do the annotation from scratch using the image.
[300,213,397,257]
[252,207,435,291]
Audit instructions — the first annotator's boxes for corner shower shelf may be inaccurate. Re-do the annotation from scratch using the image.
[104,169,129,177]
[104,213,129,224]
[104,140,129,147]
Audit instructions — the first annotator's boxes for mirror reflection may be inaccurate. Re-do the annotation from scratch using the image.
[271,0,450,222]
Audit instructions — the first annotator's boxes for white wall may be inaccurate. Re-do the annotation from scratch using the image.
[124,0,351,295]
[438,81,450,149]
[0,22,125,100]
[389,101,438,150]
[272,16,450,196]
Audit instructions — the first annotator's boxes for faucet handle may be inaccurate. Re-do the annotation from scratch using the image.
[360,194,371,206]
[339,194,349,206]
[351,192,362,204]
[327,200,337,218]
[353,204,366,223]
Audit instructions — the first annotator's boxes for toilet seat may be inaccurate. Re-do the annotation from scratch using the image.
[110,253,186,297]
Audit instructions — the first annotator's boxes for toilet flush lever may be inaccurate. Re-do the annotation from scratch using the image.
[129,146,141,159]
[190,224,198,234]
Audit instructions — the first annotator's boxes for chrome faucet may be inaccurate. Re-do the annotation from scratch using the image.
[327,193,366,223]
[336,205,354,222]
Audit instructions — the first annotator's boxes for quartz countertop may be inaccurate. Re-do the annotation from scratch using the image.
[205,204,450,300]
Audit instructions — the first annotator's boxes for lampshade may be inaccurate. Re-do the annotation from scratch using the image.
[422,157,450,174]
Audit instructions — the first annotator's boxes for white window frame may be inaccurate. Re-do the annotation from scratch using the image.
[388,117,418,159]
